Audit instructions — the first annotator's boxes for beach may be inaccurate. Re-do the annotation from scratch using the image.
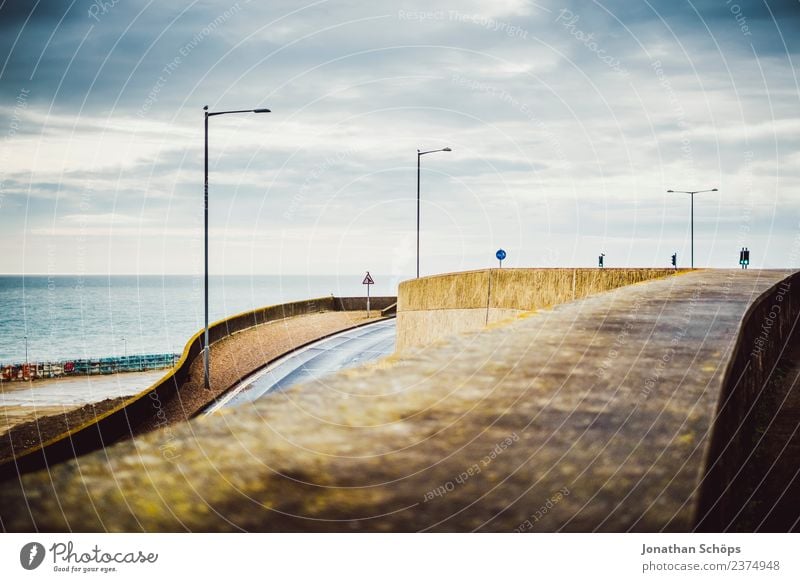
[0,369,167,435]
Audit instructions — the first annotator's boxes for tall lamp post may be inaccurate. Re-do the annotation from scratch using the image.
[417,147,452,278]
[204,105,270,389]
[667,188,718,269]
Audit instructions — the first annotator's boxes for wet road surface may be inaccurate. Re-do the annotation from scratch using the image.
[207,318,396,412]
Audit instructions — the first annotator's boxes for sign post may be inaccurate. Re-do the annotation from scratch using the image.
[496,248,506,268]
[362,271,375,316]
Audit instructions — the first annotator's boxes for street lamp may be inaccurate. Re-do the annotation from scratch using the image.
[667,188,718,269]
[204,105,271,389]
[417,147,452,278]
[23,335,28,365]
[121,337,127,358]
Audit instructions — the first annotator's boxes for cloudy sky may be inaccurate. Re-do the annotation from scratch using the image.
[1,0,798,279]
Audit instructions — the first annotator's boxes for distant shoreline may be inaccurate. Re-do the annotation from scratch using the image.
[1,353,179,384]
[0,368,168,394]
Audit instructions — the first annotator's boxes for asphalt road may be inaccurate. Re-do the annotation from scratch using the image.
[206,318,396,412]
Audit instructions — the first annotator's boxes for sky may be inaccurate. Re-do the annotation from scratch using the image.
[0,0,799,280]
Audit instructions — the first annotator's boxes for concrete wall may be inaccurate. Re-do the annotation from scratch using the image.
[696,271,800,530]
[1,296,395,478]
[6,271,799,532]
[334,297,396,312]
[397,268,686,350]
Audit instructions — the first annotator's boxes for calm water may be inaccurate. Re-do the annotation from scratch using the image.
[0,275,400,363]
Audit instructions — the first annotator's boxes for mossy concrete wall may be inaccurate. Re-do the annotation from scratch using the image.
[3,270,795,532]
[397,268,686,350]
[696,271,800,530]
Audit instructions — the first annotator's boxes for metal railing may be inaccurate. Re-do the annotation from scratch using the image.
[0,354,180,382]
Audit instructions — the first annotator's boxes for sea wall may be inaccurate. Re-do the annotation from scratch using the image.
[0,296,395,477]
[5,271,794,532]
[396,268,685,351]
[696,271,800,530]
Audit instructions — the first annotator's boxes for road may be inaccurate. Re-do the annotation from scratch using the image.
[206,318,396,412]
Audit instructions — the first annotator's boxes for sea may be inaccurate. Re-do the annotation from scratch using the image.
[0,275,401,364]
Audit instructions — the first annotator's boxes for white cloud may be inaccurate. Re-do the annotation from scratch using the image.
[2,0,799,274]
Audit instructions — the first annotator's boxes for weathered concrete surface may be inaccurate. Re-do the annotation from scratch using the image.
[0,270,794,532]
[715,321,800,531]
[696,273,800,530]
[396,268,686,350]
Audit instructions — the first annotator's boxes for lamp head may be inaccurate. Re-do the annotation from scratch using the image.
[443,147,452,151]
[711,188,718,191]
[667,189,674,193]
[253,108,271,113]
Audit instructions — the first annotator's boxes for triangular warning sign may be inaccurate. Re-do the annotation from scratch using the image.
[362,272,375,285]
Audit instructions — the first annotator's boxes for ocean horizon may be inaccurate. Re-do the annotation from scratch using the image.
[0,274,402,364]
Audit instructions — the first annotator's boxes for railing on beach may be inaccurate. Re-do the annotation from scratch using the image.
[0,353,180,382]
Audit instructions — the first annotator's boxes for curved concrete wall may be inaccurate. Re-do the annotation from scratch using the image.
[4,271,798,532]
[0,296,395,478]
[397,268,686,350]
[696,271,800,530]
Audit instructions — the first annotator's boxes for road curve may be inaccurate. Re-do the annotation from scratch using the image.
[205,318,396,413]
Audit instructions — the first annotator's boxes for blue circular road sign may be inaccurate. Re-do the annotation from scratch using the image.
[496,249,507,261]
